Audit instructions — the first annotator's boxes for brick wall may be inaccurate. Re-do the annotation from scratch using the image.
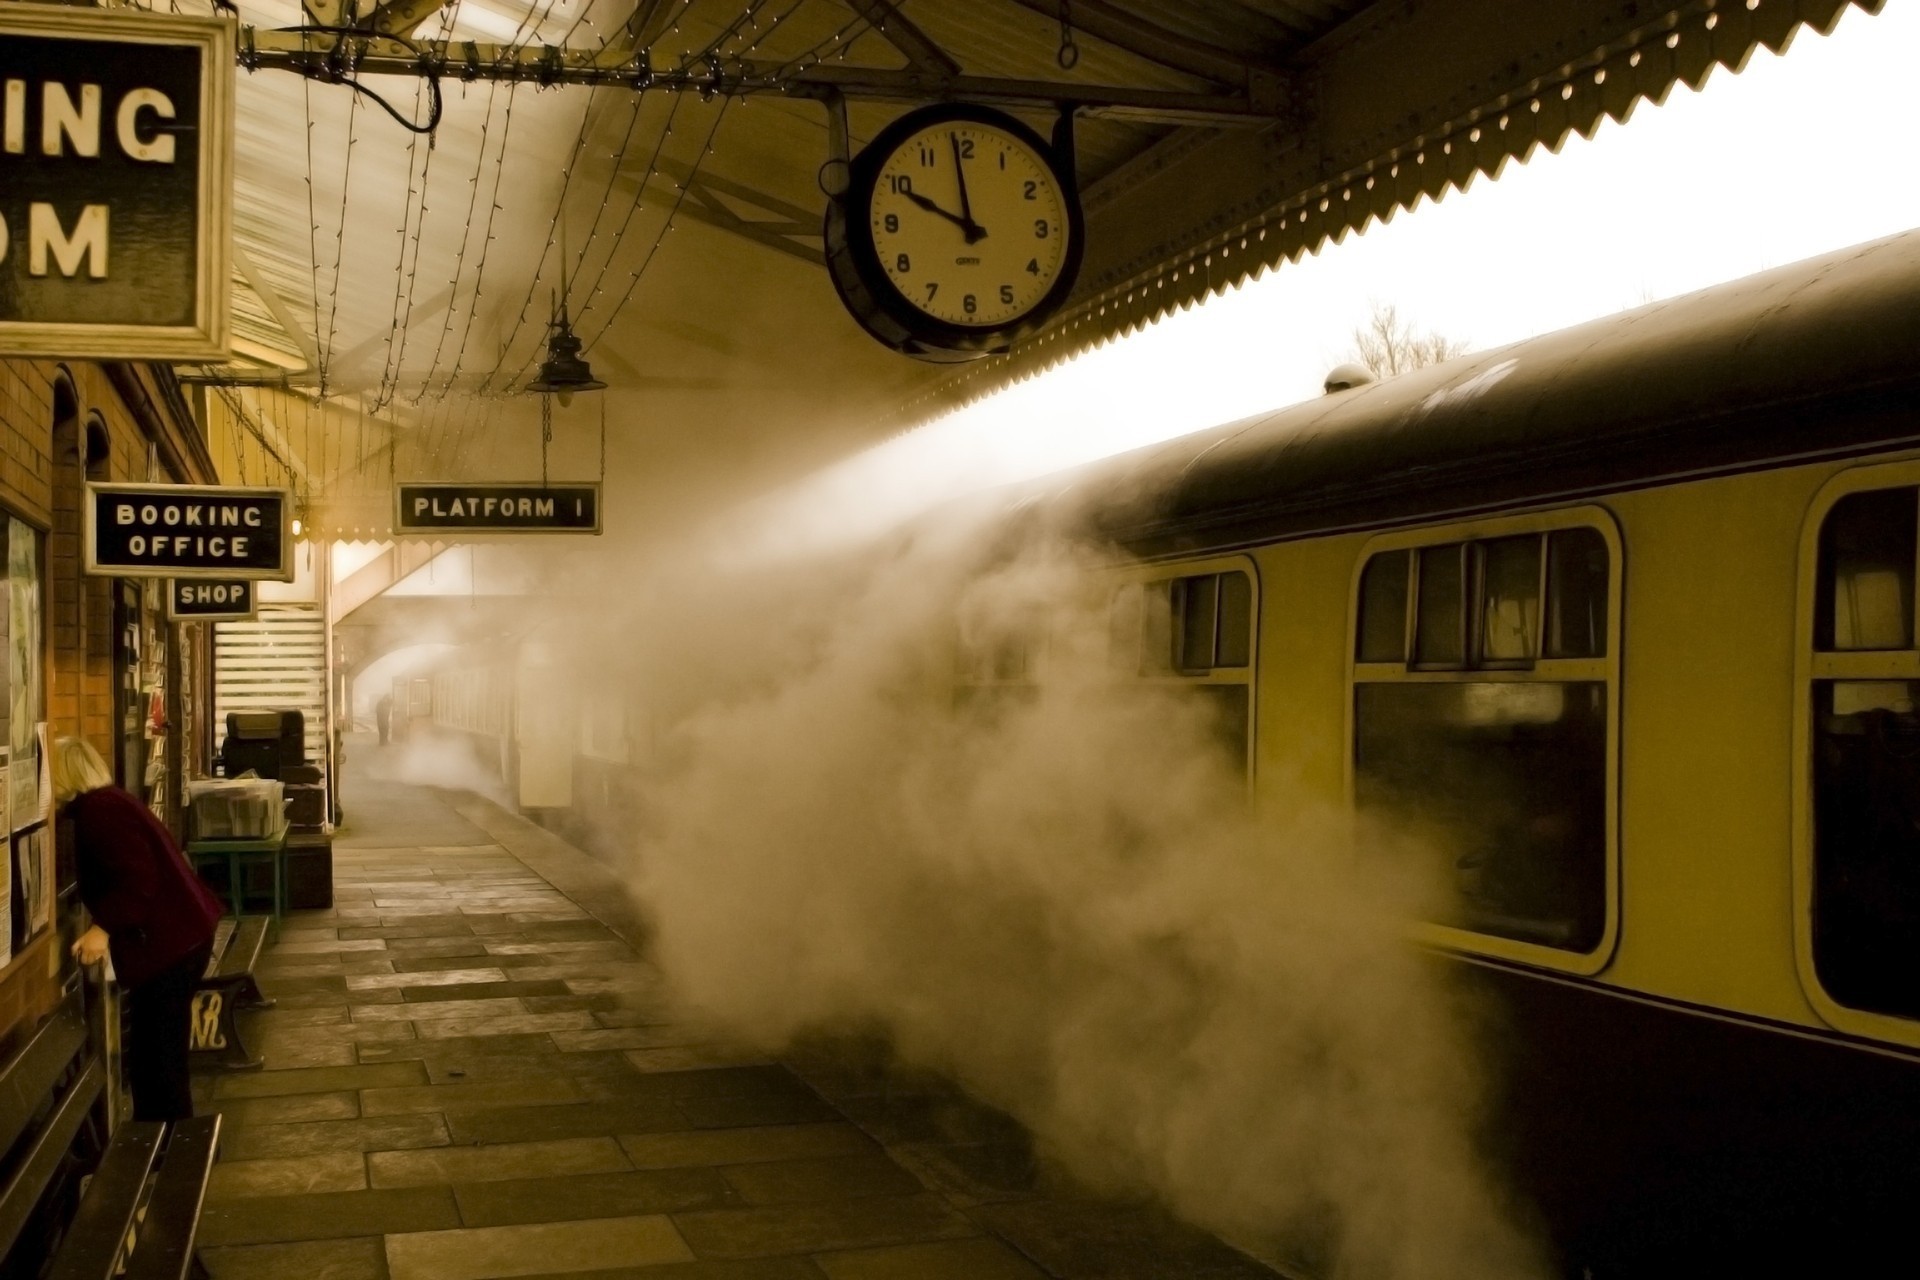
[0,355,215,1046]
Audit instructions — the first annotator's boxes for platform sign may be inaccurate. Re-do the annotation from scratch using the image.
[0,6,233,360]
[85,484,291,580]
[395,483,602,535]
[165,578,254,622]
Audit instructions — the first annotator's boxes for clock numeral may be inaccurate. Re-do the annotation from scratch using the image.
[884,214,899,232]
[896,253,911,273]
[919,146,935,166]
[887,174,913,194]
[998,150,1007,170]
[963,293,977,316]
[1034,220,1050,239]
[1023,180,1037,201]
[924,283,939,300]
[957,138,975,159]
[999,285,1015,305]
[1025,258,1040,275]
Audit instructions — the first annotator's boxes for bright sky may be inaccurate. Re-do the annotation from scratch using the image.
[750,1,1920,553]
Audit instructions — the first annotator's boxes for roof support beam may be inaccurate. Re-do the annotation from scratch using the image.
[365,0,456,38]
[841,0,961,77]
[237,28,1286,124]
[1001,0,1259,85]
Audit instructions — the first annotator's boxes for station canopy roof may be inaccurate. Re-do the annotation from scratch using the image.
[195,0,1882,541]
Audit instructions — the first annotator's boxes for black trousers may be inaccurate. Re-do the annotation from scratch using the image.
[126,945,211,1122]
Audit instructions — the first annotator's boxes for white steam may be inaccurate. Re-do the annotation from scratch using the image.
[595,519,1542,1279]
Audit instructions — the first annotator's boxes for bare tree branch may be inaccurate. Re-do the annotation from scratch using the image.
[1351,303,1469,378]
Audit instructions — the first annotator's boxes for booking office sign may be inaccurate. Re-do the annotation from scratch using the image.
[86,484,291,582]
[0,7,232,359]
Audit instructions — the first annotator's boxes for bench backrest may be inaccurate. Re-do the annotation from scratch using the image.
[0,988,103,1262]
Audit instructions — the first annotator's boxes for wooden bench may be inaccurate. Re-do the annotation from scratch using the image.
[0,987,221,1280]
[47,1115,222,1280]
[189,916,274,1072]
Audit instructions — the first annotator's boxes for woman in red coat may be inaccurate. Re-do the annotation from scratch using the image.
[55,737,223,1121]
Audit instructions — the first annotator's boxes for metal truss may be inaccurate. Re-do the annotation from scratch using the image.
[245,1,1286,126]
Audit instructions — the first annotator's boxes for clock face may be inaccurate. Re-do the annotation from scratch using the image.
[866,121,1072,329]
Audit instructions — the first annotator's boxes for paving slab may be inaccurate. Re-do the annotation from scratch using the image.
[383,1216,693,1280]
[200,1187,462,1246]
[451,1168,739,1227]
[208,1152,371,1200]
[221,1114,452,1161]
[368,1135,632,1187]
[199,1236,391,1280]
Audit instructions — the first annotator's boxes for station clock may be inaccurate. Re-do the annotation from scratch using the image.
[825,103,1085,362]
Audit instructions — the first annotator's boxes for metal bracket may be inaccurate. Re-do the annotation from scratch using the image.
[818,90,852,199]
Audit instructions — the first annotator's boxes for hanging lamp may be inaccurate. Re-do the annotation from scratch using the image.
[524,302,606,407]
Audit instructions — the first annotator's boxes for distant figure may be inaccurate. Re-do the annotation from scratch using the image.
[376,693,393,745]
[56,737,221,1122]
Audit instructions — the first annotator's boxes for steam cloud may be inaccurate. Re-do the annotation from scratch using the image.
[581,513,1543,1279]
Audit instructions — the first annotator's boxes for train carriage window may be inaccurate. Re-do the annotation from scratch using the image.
[1414,544,1468,667]
[1816,487,1916,652]
[1352,518,1615,958]
[1808,484,1920,1023]
[1546,528,1610,659]
[1356,551,1409,663]
[1479,536,1542,665]
[1102,566,1256,779]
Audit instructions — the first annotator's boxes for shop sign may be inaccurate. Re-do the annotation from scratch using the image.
[395,483,601,534]
[85,484,291,580]
[0,7,233,360]
[166,577,254,621]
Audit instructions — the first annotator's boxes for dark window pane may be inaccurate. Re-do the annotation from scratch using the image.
[1813,680,1920,1019]
[1354,681,1608,951]
[1480,536,1542,664]
[1545,528,1610,659]
[1176,575,1219,673]
[1357,551,1410,663]
[1414,544,1466,667]
[1216,572,1252,668]
[1817,488,1916,652]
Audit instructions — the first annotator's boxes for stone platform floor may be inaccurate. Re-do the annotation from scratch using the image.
[194,744,1281,1280]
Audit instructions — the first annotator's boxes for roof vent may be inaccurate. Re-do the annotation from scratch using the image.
[1324,362,1376,394]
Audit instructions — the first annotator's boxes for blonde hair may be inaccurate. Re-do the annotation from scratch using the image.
[51,737,112,805]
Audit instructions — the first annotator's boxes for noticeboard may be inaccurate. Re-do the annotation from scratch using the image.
[395,483,602,535]
[165,577,254,621]
[0,6,232,360]
[85,484,291,580]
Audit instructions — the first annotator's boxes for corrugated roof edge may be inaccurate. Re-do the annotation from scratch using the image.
[888,0,1882,433]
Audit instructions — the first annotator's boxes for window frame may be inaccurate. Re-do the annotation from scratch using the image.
[1346,506,1623,976]
[1793,461,1920,1048]
[1109,554,1260,784]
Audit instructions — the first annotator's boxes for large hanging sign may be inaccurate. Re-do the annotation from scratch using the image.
[395,484,602,535]
[165,578,255,622]
[0,6,232,360]
[85,485,291,580]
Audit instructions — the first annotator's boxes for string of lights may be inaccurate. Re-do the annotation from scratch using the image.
[317,88,361,399]
[373,73,437,413]
[576,98,731,355]
[436,80,523,401]
[474,85,607,396]
[416,78,504,402]
[557,90,650,319]
[561,92,680,320]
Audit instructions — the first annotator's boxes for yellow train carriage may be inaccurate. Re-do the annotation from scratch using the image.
[1066,229,1920,1273]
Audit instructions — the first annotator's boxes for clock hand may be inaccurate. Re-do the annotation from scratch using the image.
[949,133,987,245]
[902,189,975,234]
